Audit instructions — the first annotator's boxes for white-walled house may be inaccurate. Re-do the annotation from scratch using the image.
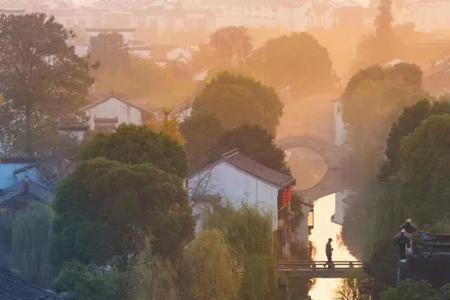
[79,96,153,131]
[188,149,296,255]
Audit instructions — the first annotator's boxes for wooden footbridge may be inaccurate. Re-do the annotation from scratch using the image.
[278,260,365,279]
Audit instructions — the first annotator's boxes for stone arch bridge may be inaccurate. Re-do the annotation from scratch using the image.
[277,135,351,202]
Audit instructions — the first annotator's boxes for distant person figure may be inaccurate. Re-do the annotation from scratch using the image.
[326,238,334,269]
[401,218,417,239]
[394,229,410,260]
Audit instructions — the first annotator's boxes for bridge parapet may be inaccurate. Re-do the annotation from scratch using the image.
[279,260,365,279]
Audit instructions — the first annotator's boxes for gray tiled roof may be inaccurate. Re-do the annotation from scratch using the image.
[222,149,295,188]
[0,271,61,299]
[0,180,54,204]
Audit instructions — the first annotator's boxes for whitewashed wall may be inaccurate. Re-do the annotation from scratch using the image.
[189,161,280,229]
[334,100,347,146]
[332,190,350,225]
[85,97,143,130]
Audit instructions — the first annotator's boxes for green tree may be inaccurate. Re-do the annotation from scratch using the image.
[211,124,290,175]
[81,124,188,178]
[51,158,194,267]
[0,13,93,155]
[245,32,336,97]
[53,261,122,300]
[89,32,129,71]
[192,72,283,134]
[0,99,79,157]
[336,272,374,300]
[180,113,225,170]
[210,26,253,66]
[205,205,277,300]
[399,114,450,225]
[183,229,240,300]
[380,280,441,300]
[11,203,54,286]
[356,0,400,68]
[381,100,450,177]
[127,239,178,300]
[342,63,427,181]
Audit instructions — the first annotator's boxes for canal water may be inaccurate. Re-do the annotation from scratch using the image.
[308,194,357,299]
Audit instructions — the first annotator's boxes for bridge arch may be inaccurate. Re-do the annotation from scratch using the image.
[277,135,350,202]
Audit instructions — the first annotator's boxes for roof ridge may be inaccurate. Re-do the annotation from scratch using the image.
[222,148,240,159]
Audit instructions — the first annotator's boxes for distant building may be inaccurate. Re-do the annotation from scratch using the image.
[128,40,152,59]
[86,28,136,43]
[170,103,193,123]
[57,118,90,142]
[0,158,55,217]
[423,57,450,96]
[188,148,296,256]
[79,95,153,131]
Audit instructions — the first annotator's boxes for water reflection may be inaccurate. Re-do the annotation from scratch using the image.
[308,194,357,300]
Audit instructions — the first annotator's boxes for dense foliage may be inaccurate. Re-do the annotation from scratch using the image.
[180,113,224,170]
[51,158,194,267]
[380,280,450,300]
[89,32,194,108]
[245,32,336,97]
[11,203,54,286]
[343,100,450,288]
[126,239,178,300]
[192,72,283,134]
[0,13,93,155]
[205,204,277,300]
[210,124,290,175]
[342,63,426,181]
[53,261,122,300]
[183,229,240,300]
[210,26,253,67]
[82,124,188,178]
[381,100,450,177]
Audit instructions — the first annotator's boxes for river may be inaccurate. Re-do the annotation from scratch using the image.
[308,194,357,299]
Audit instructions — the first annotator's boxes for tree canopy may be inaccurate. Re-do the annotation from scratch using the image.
[205,205,277,300]
[53,261,122,300]
[0,13,93,155]
[81,124,188,178]
[210,124,290,175]
[355,0,400,68]
[380,280,449,300]
[399,114,450,224]
[381,100,450,177]
[11,203,54,286]
[245,32,336,96]
[180,113,224,170]
[183,229,240,300]
[88,33,194,108]
[192,72,283,134]
[89,32,129,72]
[342,63,427,180]
[51,158,194,267]
[209,26,253,67]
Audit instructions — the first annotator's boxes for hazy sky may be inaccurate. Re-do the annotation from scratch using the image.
[72,0,371,7]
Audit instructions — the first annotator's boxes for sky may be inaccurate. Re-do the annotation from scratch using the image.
[72,0,371,7]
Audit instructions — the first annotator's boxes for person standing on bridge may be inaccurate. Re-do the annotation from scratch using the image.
[401,218,417,239]
[326,238,334,269]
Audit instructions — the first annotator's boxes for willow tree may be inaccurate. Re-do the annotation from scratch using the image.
[12,203,54,286]
[205,205,277,300]
[0,13,93,155]
[183,230,240,300]
[128,239,178,300]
